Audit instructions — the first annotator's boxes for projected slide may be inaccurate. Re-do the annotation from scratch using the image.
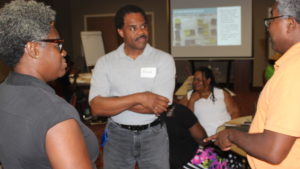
[172,6,241,47]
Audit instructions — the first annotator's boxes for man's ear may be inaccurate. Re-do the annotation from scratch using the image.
[287,17,298,33]
[117,29,124,38]
[24,42,39,59]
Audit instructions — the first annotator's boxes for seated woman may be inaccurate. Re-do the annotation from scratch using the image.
[164,103,207,169]
[165,103,247,169]
[180,67,239,136]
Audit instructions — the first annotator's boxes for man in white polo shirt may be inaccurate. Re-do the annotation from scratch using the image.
[89,4,176,169]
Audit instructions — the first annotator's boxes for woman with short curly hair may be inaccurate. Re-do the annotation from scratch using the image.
[0,1,99,169]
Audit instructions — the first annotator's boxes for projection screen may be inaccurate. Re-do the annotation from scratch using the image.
[170,0,252,58]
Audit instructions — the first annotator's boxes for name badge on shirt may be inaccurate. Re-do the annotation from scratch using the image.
[140,67,156,78]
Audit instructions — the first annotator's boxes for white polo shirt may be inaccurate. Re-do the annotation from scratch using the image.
[89,43,176,125]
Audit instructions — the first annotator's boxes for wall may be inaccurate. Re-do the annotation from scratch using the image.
[0,61,9,83]
[52,0,73,58]
[252,0,274,87]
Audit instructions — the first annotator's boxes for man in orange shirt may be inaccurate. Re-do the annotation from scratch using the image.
[205,0,300,168]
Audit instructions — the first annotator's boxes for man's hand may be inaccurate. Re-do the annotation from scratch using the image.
[204,129,233,151]
[139,92,169,116]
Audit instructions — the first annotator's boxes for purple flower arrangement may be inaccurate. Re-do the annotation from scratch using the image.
[191,147,229,169]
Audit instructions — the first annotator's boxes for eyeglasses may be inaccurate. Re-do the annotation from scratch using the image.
[264,15,291,28]
[33,39,64,53]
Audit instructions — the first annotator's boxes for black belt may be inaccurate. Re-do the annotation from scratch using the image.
[116,118,161,131]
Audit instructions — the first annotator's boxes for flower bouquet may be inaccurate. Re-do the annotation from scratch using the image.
[190,147,228,169]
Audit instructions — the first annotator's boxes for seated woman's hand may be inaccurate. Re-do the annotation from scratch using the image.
[190,91,202,102]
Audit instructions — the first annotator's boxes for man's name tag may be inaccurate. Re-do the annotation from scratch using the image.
[140,67,156,78]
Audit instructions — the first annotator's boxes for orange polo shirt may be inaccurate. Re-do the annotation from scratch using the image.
[247,42,300,169]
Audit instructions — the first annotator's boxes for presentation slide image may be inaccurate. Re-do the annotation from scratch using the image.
[172,6,241,47]
[217,6,241,46]
[173,8,217,47]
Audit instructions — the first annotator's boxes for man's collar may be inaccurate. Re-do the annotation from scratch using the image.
[118,43,151,59]
[275,42,300,70]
